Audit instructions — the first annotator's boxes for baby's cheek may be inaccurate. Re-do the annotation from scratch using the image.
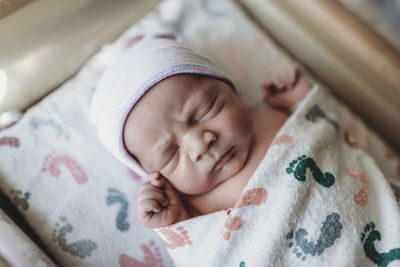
[169,159,203,194]
[224,105,252,136]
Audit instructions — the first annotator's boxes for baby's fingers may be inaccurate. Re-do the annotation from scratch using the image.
[146,172,167,188]
[139,198,163,214]
[138,189,168,207]
[163,180,182,207]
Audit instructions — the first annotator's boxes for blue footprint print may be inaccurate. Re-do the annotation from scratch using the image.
[361,221,400,267]
[286,155,335,188]
[106,188,130,232]
[29,117,70,140]
[287,212,343,261]
[52,216,97,259]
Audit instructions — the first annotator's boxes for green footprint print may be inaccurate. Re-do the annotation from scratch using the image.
[52,216,97,259]
[361,222,400,267]
[106,188,130,232]
[10,189,31,211]
[286,155,335,188]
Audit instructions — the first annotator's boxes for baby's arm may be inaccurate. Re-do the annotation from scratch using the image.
[136,172,190,228]
[263,66,311,112]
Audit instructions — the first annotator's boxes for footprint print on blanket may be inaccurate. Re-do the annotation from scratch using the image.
[119,240,164,267]
[222,188,268,240]
[106,188,130,232]
[52,216,97,259]
[361,222,400,267]
[0,136,20,147]
[286,212,343,262]
[346,168,368,207]
[305,104,339,133]
[10,189,30,211]
[29,117,70,140]
[286,155,335,188]
[42,151,88,184]
[157,225,193,249]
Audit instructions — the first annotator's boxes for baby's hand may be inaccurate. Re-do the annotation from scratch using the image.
[136,172,188,228]
[263,66,311,112]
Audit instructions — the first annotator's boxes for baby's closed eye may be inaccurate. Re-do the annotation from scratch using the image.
[190,95,217,123]
[164,144,180,169]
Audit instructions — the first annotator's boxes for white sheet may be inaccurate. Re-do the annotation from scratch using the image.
[0,0,298,265]
[156,86,400,267]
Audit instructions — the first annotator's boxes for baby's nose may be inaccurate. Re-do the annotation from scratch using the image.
[184,130,216,162]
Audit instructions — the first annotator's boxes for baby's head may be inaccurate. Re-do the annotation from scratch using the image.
[90,36,253,196]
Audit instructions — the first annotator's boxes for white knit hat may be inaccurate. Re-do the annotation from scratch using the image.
[89,36,236,178]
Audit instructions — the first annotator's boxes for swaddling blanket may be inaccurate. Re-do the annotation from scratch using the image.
[156,85,400,267]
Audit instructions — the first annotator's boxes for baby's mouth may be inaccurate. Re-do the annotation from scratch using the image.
[212,146,234,173]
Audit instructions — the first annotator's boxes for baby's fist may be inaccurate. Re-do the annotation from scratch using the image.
[136,172,187,228]
[263,66,311,112]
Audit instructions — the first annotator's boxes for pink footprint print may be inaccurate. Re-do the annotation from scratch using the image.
[271,134,293,146]
[42,151,88,185]
[158,225,193,249]
[222,188,268,240]
[119,240,164,267]
[234,188,268,209]
[222,211,243,241]
[346,168,368,207]
[0,136,20,148]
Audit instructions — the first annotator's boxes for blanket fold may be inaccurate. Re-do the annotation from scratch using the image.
[156,86,400,267]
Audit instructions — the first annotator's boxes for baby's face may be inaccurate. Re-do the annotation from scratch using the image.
[124,74,253,196]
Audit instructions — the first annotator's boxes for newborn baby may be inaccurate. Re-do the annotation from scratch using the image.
[90,36,310,228]
[91,36,400,267]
